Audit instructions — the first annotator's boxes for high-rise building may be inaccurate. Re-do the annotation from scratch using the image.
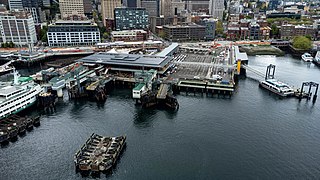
[183,0,209,11]
[8,0,23,10]
[101,0,121,26]
[59,0,85,19]
[114,7,148,30]
[161,0,172,18]
[8,0,46,24]
[209,0,224,20]
[123,0,141,7]
[47,20,100,46]
[0,10,37,45]
[0,0,9,7]
[83,0,93,18]
[140,0,160,17]
[268,0,279,10]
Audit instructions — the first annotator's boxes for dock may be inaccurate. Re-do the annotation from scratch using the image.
[0,115,40,144]
[74,133,126,176]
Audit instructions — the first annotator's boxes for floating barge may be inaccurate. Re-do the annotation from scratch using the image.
[74,133,126,175]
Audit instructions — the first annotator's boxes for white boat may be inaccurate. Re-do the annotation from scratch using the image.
[301,53,313,62]
[0,70,43,119]
[259,79,294,97]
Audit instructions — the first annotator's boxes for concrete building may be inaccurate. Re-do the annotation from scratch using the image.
[163,24,206,41]
[268,0,279,10]
[59,0,85,19]
[114,7,148,30]
[280,24,315,40]
[183,0,210,11]
[111,30,148,41]
[8,0,23,10]
[83,0,93,18]
[161,0,172,18]
[209,0,224,20]
[249,22,260,40]
[123,0,141,7]
[101,0,121,26]
[47,20,100,46]
[8,0,46,24]
[140,0,160,17]
[0,10,37,46]
[199,18,217,40]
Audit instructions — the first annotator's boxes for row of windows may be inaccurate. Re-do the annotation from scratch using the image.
[0,89,36,109]
[0,99,32,117]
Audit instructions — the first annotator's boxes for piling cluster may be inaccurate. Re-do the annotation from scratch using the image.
[74,133,126,176]
[0,115,40,144]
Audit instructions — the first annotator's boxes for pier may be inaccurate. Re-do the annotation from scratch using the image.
[0,115,40,144]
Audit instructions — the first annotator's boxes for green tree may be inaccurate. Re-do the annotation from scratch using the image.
[305,34,312,40]
[8,42,14,48]
[158,31,165,39]
[292,36,312,50]
[216,21,224,35]
[271,24,279,38]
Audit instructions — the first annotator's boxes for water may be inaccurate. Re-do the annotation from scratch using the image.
[1,55,320,179]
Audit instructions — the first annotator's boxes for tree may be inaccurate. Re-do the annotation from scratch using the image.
[292,36,312,50]
[216,21,224,35]
[271,24,279,38]
[158,31,165,39]
[8,42,14,48]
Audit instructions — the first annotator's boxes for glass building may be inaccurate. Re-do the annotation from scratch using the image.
[114,7,149,31]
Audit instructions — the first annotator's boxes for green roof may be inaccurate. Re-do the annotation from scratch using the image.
[18,77,33,82]
[133,83,145,91]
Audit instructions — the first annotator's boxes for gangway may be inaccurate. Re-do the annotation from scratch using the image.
[157,83,169,100]
[242,64,265,78]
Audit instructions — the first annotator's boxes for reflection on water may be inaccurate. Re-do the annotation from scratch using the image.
[0,54,320,179]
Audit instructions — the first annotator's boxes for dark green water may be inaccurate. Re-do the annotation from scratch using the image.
[1,55,320,179]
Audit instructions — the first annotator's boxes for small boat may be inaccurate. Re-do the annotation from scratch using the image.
[301,53,313,62]
[313,51,320,67]
[259,79,295,97]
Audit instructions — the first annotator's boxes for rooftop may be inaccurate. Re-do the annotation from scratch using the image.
[49,20,97,26]
[77,53,171,68]
[156,43,179,57]
[163,24,205,28]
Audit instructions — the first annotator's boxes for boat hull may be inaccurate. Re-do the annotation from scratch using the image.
[259,82,293,97]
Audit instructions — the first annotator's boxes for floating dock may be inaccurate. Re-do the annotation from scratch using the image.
[74,133,126,176]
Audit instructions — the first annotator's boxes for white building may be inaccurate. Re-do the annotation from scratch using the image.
[0,10,37,46]
[8,0,23,10]
[209,0,224,20]
[47,20,100,46]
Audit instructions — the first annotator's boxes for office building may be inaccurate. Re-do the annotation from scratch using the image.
[111,30,148,41]
[114,7,148,30]
[140,0,160,17]
[8,0,46,24]
[209,0,224,20]
[59,0,85,19]
[47,20,100,46]
[8,0,23,10]
[101,0,121,26]
[163,24,206,41]
[0,10,37,45]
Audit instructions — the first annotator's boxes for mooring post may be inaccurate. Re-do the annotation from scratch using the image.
[299,83,304,100]
[313,84,319,103]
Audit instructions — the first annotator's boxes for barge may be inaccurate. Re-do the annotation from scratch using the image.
[74,133,126,175]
